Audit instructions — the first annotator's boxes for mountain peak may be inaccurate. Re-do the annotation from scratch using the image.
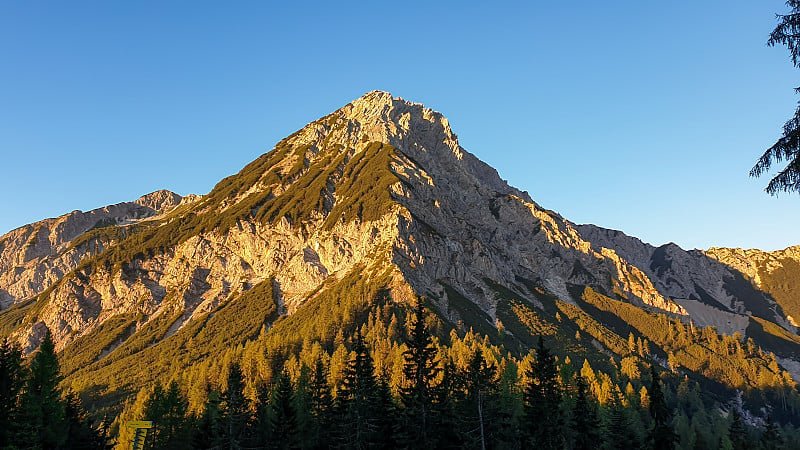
[134,189,182,213]
[5,91,800,416]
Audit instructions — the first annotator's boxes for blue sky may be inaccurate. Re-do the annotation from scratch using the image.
[1,1,798,251]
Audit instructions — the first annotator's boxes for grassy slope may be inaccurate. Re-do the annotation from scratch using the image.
[759,257,800,325]
[65,278,278,411]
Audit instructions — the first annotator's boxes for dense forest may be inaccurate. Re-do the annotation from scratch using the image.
[1,300,799,449]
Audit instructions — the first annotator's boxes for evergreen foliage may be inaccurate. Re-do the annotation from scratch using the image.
[307,358,334,449]
[648,365,677,450]
[457,348,502,450]
[728,409,749,450]
[192,388,224,450]
[141,381,191,450]
[0,332,107,449]
[270,370,299,450]
[3,286,800,449]
[15,332,68,448]
[752,0,800,194]
[762,413,785,450]
[571,374,601,450]
[0,337,24,448]
[336,331,381,449]
[222,362,249,449]
[604,385,639,450]
[522,336,563,450]
[399,300,443,449]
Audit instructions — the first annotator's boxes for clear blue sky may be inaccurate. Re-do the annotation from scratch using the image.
[1,1,798,251]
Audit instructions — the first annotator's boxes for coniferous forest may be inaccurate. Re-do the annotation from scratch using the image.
[2,300,800,449]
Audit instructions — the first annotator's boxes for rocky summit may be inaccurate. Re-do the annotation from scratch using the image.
[1,91,799,409]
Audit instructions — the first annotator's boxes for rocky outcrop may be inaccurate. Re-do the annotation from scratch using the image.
[705,246,800,288]
[576,225,795,331]
[0,190,185,308]
[3,91,798,376]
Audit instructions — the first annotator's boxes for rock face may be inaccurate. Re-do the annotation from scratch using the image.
[705,245,800,327]
[576,226,796,334]
[0,190,185,309]
[2,91,799,381]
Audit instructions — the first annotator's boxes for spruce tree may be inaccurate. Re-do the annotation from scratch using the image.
[13,332,68,448]
[752,1,800,194]
[436,359,463,449]
[375,375,398,449]
[192,387,224,450]
[571,374,601,450]
[304,358,333,449]
[142,381,190,450]
[0,337,24,448]
[249,382,272,449]
[399,300,441,449]
[460,349,500,450]
[63,391,108,449]
[522,337,563,450]
[337,331,380,449]
[222,362,249,449]
[648,365,676,450]
[270,370,299,450]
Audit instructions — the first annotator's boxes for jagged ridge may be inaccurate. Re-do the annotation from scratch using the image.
[0,91,798,413]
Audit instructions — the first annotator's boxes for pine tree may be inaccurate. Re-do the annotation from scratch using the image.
[648,365,676,450]
[0,337,24,448]
[399,300,442,449]
[13,332,68,448]
[337,331,381,449]
[571,374,601,450]
[523,336,563,450]
[270,370,299,450]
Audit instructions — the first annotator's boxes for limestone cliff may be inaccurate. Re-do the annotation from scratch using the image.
[0,190,185,309]
[2,91,799,387]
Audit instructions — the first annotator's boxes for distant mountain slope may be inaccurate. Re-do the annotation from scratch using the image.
[706,246,800,324]
[0,91,797,412]
[0,190,187,309]
[575,226,794,332]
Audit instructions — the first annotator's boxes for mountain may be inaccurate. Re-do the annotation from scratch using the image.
[0,190,188,310]
[1,91,798,414]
